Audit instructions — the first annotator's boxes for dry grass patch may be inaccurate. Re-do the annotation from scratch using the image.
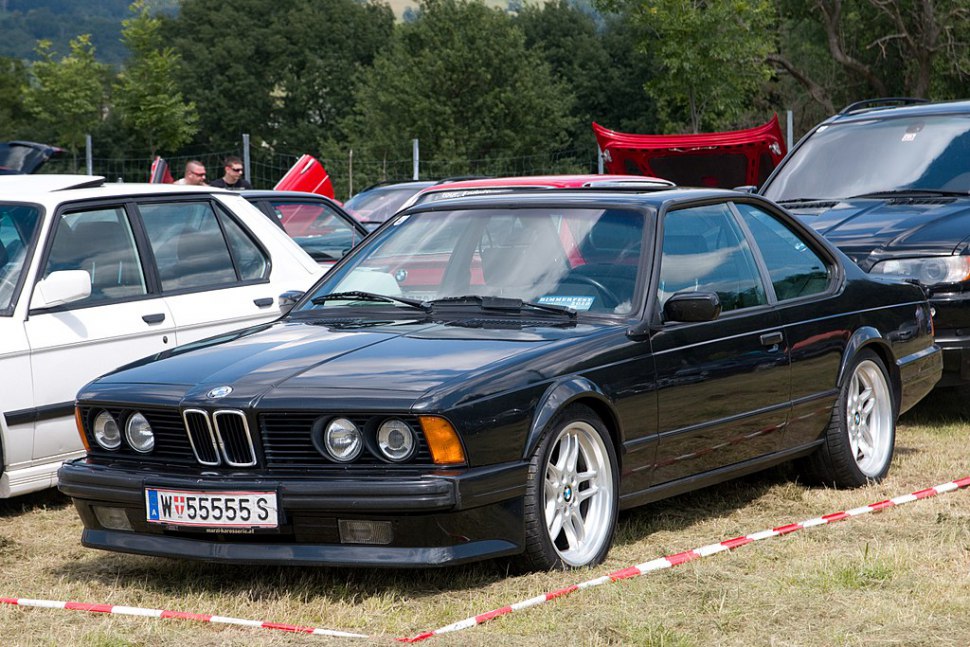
[0,388,968,645]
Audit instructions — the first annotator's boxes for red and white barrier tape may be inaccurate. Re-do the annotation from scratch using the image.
[0,597,368,639]
[3,476,968,642]
[398,475,970,642]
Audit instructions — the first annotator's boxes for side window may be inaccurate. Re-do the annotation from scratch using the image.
[139,202,237,291]
[658,204,766,313]
[219,209,268,280]
[735,203,832,301]
[44,207,147,304]
[270,200,360,262]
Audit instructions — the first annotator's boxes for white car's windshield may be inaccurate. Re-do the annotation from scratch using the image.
[764,114,970,202]
[300,207,647,316]
[0,204,40,313]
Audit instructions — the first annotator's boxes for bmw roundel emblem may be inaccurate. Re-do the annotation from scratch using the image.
[206,385,233,399]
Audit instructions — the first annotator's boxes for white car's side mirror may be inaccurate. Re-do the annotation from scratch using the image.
[30,270,92,309]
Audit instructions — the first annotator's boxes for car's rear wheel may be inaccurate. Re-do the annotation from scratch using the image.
[800,349,896,487]
[516,404,618,571]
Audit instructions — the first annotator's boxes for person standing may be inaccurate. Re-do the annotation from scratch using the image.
[209,156,252,190]
[175,160,208,185]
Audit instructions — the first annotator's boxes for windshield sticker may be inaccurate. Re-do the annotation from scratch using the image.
[538,295,594,311]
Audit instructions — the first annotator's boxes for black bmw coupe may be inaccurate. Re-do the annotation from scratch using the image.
[58,187,941,570]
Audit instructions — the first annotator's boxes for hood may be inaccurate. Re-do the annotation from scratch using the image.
[89,317,605,406]
[789,197,970,268]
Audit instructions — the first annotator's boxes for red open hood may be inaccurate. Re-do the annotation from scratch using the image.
[593,116,786,189]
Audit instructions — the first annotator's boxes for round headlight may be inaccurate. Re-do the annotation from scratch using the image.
[93,411,121,450]
[325,418,362,462]
[377,419,416,462]
[125,412,155,453]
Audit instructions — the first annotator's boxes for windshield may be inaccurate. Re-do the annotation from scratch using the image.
[343,183,432,225]
[763,114,970,201]
[0,204,41,312]
[298,207,647,316]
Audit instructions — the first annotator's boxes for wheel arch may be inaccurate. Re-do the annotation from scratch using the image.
[839,327,901,413]
[524,377,622,466]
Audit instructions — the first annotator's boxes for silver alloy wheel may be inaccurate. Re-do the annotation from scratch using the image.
[542,420,616,567]
[846,359,894,477]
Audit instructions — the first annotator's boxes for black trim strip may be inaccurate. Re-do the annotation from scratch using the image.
[4,401,75,426]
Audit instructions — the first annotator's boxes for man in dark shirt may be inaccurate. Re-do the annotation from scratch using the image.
[209,155,252,190]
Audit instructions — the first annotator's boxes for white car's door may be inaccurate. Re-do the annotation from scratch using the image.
[24,205,176,463]
[137,198,321,344]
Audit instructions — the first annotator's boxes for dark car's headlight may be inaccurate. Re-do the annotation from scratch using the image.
[324,418,363,462]
[125,413,155,453]
[377,419,416,462]
[870,256,970,285]
[93,411,121,450]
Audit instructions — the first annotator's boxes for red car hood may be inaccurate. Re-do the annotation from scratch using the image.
[593,116,786,189]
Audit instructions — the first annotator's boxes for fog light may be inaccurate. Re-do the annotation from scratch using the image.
[93,506,132,531]
[338,519,393,545]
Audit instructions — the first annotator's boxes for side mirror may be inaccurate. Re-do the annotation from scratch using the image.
[30,270,92,309]
[662,291,721,323]
[278,290,304,315]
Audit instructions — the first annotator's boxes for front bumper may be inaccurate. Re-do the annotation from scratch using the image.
[57,459,528,567]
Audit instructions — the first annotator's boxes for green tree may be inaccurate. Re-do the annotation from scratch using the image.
[347,0,574,177]
[0,56,30,139]
[517,1,659,144]
[24,34,107,167]
[599,0,775,133]
[114,0,198,155]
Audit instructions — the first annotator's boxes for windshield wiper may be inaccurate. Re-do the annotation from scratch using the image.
[310,291,431,312]
[427,295,577,319]
[776,197,837,206]
[847,189,970,199]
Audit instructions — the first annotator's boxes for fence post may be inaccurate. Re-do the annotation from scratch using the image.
[242,133,251,181]
[85,134,93,175]
[597,146,604,174]
[412,138,419,180]
[786,110,794,151]
[348,149,353,198]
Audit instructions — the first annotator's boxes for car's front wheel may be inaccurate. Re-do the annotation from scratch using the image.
[517,404,618,571]
[801,349,896,487]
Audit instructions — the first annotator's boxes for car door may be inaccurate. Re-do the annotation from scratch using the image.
[257,197,367,268]
[650,202,790,485]
[732,201,841,447]
[136,200,280,344]
[24,204,176,462]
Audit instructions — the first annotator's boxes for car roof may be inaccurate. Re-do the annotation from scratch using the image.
[826,98,970,123]
[417,174,673,192]
[406,186,741,212]
[241,189,339,201]
[0,175,233,203]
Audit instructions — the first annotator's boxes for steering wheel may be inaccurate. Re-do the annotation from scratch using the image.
[558,274,621,309]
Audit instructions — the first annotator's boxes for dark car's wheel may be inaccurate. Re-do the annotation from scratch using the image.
[517,404,618,571]
[801,349,896,487]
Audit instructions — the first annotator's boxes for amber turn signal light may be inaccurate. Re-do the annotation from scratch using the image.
[75,406,90,452]
[419,416,465,465]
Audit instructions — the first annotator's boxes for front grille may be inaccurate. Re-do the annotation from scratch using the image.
[260,413,433,466]
[213,410,257,467]
[183,409,220,465]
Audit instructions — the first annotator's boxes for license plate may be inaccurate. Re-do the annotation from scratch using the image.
[145,488,279,528]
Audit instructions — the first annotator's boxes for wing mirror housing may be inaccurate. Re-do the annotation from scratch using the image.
[278,290,305,315]
[662,291,721,323]
[30,270,92,309]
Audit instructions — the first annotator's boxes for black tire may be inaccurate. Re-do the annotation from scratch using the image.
[798,349,896,487]
[514,404,619,571]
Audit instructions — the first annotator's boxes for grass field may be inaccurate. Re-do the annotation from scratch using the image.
[0,387,968,646]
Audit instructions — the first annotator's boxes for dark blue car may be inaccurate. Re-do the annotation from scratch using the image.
[761,98,970,386]
[58,187,941,571]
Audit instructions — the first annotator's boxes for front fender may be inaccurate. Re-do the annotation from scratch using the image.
[523,377,619,460]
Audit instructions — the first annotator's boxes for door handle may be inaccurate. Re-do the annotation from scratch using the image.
[142,313,166,324]
[253,297,274,308]
[760,331,784,347]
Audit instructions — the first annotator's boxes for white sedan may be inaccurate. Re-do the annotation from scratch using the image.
[0,176,324,496]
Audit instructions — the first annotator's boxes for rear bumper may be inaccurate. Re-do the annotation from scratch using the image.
[58,458,528,567]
